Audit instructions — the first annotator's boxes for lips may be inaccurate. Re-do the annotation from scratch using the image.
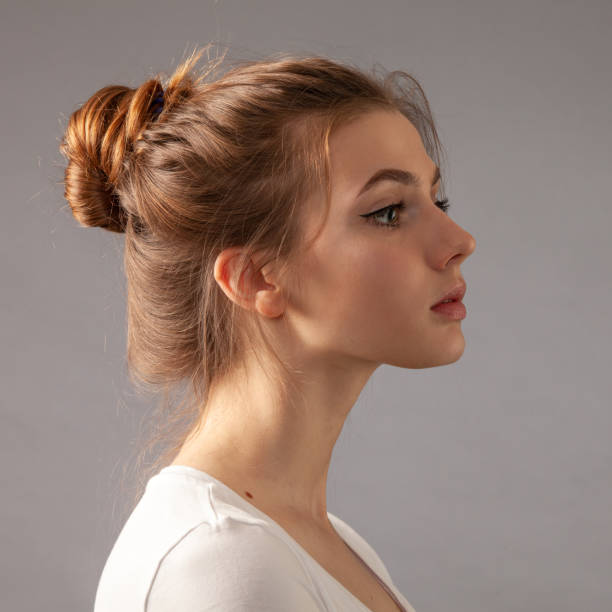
[431,281,467,307]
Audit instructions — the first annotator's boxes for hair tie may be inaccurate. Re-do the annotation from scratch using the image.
[150,90,165,118]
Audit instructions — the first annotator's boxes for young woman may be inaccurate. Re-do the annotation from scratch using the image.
[61,44,476,612]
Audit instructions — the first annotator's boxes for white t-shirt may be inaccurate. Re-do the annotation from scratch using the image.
[93,465,416,611]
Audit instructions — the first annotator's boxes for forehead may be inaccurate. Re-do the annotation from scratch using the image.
[328,109,433,198]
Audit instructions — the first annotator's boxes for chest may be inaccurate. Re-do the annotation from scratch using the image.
[280,520,405,612]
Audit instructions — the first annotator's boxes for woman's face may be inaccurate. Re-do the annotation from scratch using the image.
[287,108,477,370]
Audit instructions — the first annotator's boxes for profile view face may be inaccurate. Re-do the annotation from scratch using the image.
[283,108,476,372]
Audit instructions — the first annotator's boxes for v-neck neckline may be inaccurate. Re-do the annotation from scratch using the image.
[158,464,407,612]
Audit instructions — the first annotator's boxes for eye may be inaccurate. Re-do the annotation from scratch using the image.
[435,198,451,213]
[361,198,451,230]
[361,202,406,230]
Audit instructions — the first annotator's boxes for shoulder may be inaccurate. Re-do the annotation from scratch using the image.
[145,519,325,612]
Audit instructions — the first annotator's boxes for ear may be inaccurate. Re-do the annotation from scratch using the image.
[213,247,285,319]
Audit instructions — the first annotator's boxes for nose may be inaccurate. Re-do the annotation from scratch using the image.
[464,231,476,257]
[446,226,476,268]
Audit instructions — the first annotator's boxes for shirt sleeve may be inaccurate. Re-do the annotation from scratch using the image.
[145,520,325,612]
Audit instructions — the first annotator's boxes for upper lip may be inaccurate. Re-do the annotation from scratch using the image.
[431,280,467,307]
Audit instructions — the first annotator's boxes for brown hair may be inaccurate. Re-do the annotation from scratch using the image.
[59,44,447,515]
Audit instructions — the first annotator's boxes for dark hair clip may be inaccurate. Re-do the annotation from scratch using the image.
[150,90,165,118]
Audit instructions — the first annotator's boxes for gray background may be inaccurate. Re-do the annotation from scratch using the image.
[2,1,611,611]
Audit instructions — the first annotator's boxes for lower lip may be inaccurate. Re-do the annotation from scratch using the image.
[430,300,467,320]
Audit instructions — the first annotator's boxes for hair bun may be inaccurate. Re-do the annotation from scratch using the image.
[62,156,128,233]
[60,81,164,233]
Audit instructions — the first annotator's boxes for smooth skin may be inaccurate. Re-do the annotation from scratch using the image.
[171,108,476,532]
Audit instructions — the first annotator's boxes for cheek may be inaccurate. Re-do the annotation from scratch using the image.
[340,244,425,329]
[300,237,425,343]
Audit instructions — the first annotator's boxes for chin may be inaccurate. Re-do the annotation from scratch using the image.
[386,336,466,369]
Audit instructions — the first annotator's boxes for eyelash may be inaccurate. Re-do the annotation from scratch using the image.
[361,198,451,230]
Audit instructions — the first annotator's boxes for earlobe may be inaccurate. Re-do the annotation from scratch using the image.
[251,254,286,319]
[254,288,285,319]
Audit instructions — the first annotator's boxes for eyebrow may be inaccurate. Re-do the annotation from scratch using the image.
[357,164,441,197]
